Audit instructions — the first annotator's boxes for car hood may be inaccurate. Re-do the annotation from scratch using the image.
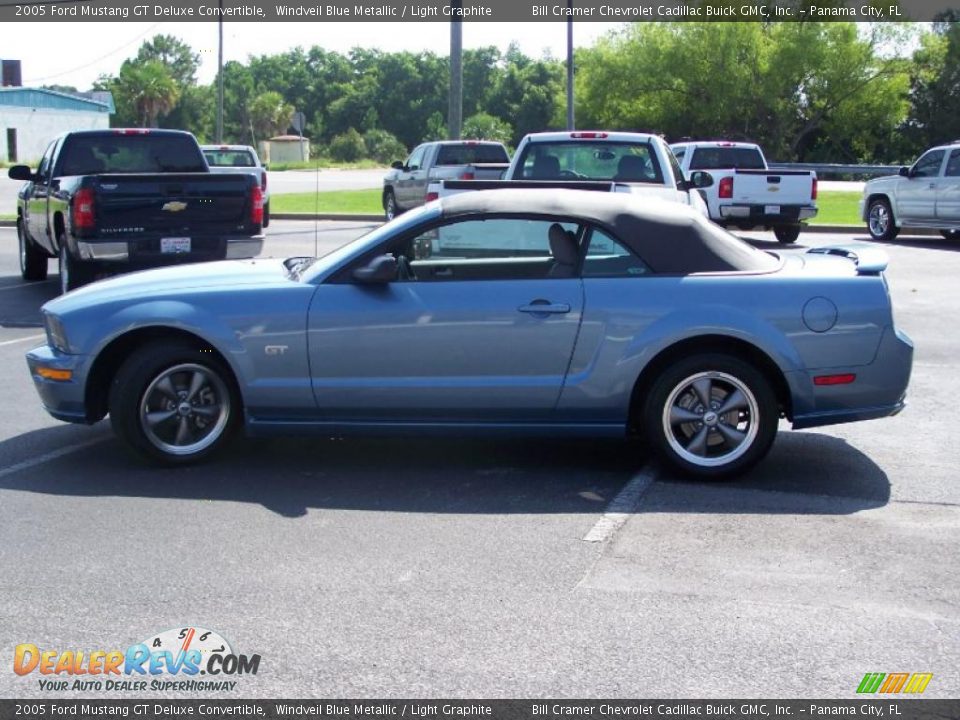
[45,259,292,314]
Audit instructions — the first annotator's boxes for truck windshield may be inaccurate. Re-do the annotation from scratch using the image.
[59,135,207,175]
[436,144,510,165]
[690,147,766,170]
[515,141,664,184]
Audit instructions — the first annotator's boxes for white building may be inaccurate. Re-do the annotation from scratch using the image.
[1,87,114,164]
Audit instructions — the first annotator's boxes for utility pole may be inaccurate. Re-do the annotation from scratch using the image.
[216,7,224,143]
[566,2,574,130]
[449,0,462,140]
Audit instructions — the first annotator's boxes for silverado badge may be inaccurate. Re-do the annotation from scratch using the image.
[162,201,188,212]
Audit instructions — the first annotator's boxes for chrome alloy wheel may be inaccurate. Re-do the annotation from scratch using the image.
[868,202,890,237]
[139,363,231,457]
[661,371,760,468]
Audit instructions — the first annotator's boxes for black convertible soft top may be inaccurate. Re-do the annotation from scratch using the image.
[441,188,780,274]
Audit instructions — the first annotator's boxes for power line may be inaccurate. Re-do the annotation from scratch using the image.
[23,23,164,84]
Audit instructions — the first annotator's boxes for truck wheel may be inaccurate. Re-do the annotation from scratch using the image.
[773,225,801,244]
[18,218,48,281]
[641,353,778,480]
[867,199,899,242]
[262,201,270,228]
[109,341,241,465]
[941,230,959,241]
[384,190,400,221]
[59,243,93,294]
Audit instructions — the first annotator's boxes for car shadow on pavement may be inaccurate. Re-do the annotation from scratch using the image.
[0,426,889,518]
[863,233,960,252]
[0,277,58,328]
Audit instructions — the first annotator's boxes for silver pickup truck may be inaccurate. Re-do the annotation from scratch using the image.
[382,140,510,220]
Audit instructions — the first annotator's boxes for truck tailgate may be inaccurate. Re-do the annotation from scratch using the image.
[731,169,815,206]
[92,173,255,235]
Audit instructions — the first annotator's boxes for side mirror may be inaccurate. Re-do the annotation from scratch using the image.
[689,171,714,189]
[8,165,34,182]
[391,160,404,170]
[262,163,269,171]
[898,166,910,177]
[352,254,397,283]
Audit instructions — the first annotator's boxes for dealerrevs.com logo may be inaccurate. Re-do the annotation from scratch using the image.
[13,627,261,692]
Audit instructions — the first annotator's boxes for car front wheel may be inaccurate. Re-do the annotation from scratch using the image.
[19,218,48,281]
[867,199,899,242]
[642,354,778,479]
[109,342,240,465]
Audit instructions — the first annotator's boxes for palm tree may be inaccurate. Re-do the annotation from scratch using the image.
[119,60,180,128]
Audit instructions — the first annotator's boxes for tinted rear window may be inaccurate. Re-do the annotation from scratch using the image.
[436,144,509,165]
[690,147,766,170]
[204,149,256,167]
[59,135,206,175]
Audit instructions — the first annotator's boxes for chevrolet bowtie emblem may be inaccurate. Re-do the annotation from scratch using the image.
[162,201,188,212]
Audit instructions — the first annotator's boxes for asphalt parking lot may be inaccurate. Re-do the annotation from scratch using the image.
[0,222,957,698]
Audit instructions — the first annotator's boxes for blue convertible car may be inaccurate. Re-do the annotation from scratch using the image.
[26,190,913,478]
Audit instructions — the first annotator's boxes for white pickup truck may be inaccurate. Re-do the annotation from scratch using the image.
[860,142,960,241]
[427,131,713,217]
[669,141,818,243]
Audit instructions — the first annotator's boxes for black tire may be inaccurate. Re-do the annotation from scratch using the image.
[384,189,399,221]
[773,225,801,244]
[941,229,959,240]
[59,242,93,294]
[263,201,270,228]
[18,218,48,281]
[641,353,778,480]
[109,341,241,465]
[866,198,899,242]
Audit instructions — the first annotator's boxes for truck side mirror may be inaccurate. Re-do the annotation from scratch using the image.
[8,165,34,182]
[391,160,404,170]
[898,166,910,177]
[352,254,398,284]
[689,171,714,189]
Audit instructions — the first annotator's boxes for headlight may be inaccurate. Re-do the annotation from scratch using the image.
[44,313,70,354]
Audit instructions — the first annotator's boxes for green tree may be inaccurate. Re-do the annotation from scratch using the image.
[249,91,295,144]
[117,60,180,128]
[906,12,960,151]
[462,113,513,146]
[135,35,200,86]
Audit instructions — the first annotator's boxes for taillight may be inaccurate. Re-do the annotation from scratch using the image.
[72,188,96,230]
[811,177,818,200]
[425,191,439,203]
[460,170,475,180]
[261,170,267,191]
[114,129,150,135]
[814,374,856,386]
[570,132,608,139]
[250,186,264,225]
[718,176,734,199]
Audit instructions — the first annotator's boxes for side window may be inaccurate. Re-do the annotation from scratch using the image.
[912,149,945,178]
[406,145,426,171]
[36,140,57,181]
[945,150,960,178]
[582,228,651,278]
[404,218,581,282]
[666,148,686,189]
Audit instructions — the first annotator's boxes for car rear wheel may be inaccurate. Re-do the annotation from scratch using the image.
[19,218,48,281]
[384,190,399,221]
[109,342,240,465]
[867,199,899,242]
[642,354,778,479]
[773,225,801,244]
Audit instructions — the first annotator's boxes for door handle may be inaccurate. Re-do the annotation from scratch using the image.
[518,301,571,314]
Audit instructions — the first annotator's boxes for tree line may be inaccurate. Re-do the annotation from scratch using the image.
[60,18,960,164]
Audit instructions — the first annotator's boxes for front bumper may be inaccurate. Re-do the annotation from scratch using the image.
[25,345,91,423]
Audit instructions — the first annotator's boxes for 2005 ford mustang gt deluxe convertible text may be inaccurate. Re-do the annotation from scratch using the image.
[26,190,913,478]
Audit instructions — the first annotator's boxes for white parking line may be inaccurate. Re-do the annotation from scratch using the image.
[0,437,109,480]
[582,466,657,543]
[0,333,45,347]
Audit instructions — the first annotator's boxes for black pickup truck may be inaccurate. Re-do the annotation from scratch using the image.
[10,129,265,293]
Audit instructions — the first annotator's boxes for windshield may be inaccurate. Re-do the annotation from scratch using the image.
[690,147,766,170]
[515,141,664,184]
[299,205,438,283]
